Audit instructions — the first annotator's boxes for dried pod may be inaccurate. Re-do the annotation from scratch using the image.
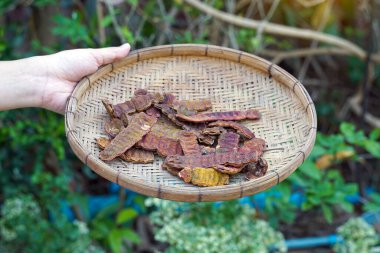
[104,118,124,138]
[134,89,148,96]
[154,103,185,127]
[149,92,165,104]
[198,134,215,146]
[113,100,136,117]
[162,93,176,105]
[178,167,229,186]
[156,138,183,157]
[131,94,153,112]
[121,148,154,164]
[213,165,243,175]
[239,138,266,157]
[201,127,226,136]
[245,158,268,180]
[173,99,212,112]
[201,146,216,155]
[99,112,157,160]
[216,132,240,153]
[145,107,161,118]
[102,99,115,117]
[163,150,259,170]
[173,104,197,116]
[208,121,255,139]
[151,116,182,139]
[179,131,202,155]
[96,137,111,150]
[176,109,260,123]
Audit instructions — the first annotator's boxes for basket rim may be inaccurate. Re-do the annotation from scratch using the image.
[65,44,317,202]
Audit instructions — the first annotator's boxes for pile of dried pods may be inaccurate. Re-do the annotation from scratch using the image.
[96,89,268,187]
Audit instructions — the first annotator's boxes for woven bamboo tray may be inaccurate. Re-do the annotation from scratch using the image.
[65,44,317,202]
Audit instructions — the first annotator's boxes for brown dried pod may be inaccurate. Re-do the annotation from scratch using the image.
[162,150,259,170]
[104,118,124,138]
[178,167,229,186]
[201,146,216,155]
[173,104,197,116]
[245,158,268,180]
[102,99,115,118]
[176,109,260,123]
[239,138,266,157]
[121,148,154,164]
[149,92,165,104]
[113,100,136,117]
[154,103,185,127]
[151,116,182,139]
[201,127,226,136]
[96,137,111,150]
[145,107,161,118]
[208,121,255,139]
[179,131,202,155]
[216,132,240,153]
[131,94,153,112]
[213,165,243,175]
[134,89,148,96]
[156,138,183,157]
[173,99,212,112]
[162,93,176,105]
[99,112,157,161]
[198,134,215,146]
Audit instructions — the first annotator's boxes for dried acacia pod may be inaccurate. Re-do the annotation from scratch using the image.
[178,167,229,186]
[173,99,212,112]
[173,104,197,116]
[145,107,161,118]
[179,131,201,155]
[154,103,185,127]
[201,146,216,155]
[208,121,255,139]
[102,99,115,117]
[99,112,157,160]
[131,94,154,112]
[113,100,136,117]
[104,118,124,138]
[156,138,183,157]
[239,138,266,157]
[162,93,176,105]
[213,165,243,175]
[216,132,240,153]
[96,137,111,149]
[121,148,154,163]
[201,127,226,136]
[198,134,215,146]
[163,150,259,170]
[176,109,260,123]
[245,158,268,180]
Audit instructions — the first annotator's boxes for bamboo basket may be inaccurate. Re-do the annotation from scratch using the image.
[65,44,317,202]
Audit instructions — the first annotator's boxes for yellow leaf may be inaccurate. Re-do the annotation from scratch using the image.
[316,150,355,169]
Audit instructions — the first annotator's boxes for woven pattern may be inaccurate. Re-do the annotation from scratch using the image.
[65,44,316,201]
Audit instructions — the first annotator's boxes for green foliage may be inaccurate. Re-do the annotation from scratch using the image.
[147,198,287,253]
[0,194,105,253]
[90,204,141,253]
[333,218,380,253]
[364,192,380,213]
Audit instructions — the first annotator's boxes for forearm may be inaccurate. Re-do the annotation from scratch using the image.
[0,57,45,111]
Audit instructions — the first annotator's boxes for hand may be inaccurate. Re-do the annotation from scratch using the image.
[0,44,131,114]
[39,43,131,114]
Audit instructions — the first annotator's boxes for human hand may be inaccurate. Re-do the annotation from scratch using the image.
[38,43,131,114]
[0,44,130,114]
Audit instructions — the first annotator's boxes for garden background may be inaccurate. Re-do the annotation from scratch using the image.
[1,0,380,252]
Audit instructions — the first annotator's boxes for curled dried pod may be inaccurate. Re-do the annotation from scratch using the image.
[239,138,266,157]
[179,131,202,155]
[213,165,243,175]
[173,99,212,112]
[245,158,268,180]
[121,148,154,164]
[208,120,255,139]
[96,137,111,150]
[104,118,124,138]
[201,127,226,136]
[216,132,240,153]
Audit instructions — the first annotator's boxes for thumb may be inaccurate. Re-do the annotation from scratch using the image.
[90,43,131,66]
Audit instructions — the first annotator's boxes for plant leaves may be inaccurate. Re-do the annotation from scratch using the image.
[321,204,333,224]
[362,140,380,158]
[116,208,138,224]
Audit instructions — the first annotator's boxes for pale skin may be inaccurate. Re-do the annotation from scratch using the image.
[0,43,131,114]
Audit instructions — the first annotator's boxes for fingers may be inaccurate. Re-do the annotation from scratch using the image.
[90,43,131,66]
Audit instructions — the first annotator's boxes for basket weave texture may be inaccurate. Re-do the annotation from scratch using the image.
[65,44,317,202]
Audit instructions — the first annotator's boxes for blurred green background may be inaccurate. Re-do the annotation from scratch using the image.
[0,0,380,252]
